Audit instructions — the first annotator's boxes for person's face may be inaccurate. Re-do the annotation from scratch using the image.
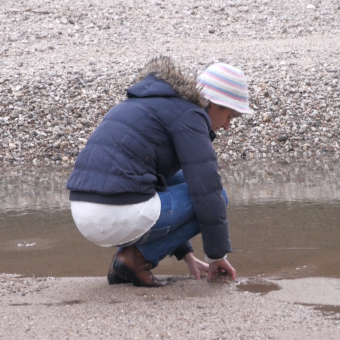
[208,103,238,131]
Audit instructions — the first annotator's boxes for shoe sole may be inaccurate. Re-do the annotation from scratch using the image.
[113,259,144,287]
[107,273,131,285]
[113,259,167,287]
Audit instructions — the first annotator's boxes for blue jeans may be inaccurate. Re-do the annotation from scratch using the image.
[119,171,228,268]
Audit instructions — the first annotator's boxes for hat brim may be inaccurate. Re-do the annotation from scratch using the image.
[206,96,252,115]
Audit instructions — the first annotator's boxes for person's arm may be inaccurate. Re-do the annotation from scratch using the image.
[170,109,234,278]
[170,109,232,257]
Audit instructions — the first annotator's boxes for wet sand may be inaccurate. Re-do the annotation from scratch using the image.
[0,274,339,339]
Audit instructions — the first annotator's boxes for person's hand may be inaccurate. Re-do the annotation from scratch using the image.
[182,252,209,280]
[208,258,236,281]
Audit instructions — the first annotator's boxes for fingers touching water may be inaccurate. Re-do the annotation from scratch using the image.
[183,253,236,281]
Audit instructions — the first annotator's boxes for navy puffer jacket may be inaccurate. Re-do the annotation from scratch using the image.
[66,57,232,259]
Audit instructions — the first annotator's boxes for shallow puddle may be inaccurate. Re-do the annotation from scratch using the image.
[237,281,281,295]
[298,303,340,320]
[1,159,340,279]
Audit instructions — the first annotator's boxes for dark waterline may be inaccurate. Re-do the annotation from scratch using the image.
[1,159,340,279]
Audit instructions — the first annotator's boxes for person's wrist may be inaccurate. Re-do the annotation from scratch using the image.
[205,254,227,264]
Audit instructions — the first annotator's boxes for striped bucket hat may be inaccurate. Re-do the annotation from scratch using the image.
[197,63,251,114]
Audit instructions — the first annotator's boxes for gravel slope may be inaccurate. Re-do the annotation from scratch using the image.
[1,0,340,165]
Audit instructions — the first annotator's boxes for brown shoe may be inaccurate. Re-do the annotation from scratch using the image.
[107,255,132,285]
[113,247,167,287]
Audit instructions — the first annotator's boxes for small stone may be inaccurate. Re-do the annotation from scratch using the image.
[61,17,68,24]
[278,135,288,142]
[262,113,272,122]
[8,36,18,42]
[306,4,316,9]
[9,143,16,150]
[245,113,254,121]
[53,140,61,148]
[299,125,308,133]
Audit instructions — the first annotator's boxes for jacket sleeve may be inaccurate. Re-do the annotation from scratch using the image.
[170,109,232,259]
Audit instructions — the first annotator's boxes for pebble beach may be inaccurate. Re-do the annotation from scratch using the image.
[1,0,340,165]
[1,1,340,339]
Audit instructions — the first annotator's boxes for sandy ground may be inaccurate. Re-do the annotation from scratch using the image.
[0,275,339,339]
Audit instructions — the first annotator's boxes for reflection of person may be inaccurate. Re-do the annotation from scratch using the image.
[66,56,251,287]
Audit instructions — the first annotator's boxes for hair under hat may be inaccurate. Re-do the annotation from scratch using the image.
[198,63,252,114]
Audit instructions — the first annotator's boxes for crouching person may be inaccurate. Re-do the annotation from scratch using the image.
[66,56,251,287]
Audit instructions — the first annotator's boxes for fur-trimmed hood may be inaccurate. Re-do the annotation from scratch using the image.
[130,56,205,108]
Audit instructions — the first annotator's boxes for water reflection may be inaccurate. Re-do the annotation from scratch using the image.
[1,166,71,211]
[221,159,340,204]
[1,158,340,212]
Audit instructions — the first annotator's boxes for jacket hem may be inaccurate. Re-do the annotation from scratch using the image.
[69,191,154,205]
